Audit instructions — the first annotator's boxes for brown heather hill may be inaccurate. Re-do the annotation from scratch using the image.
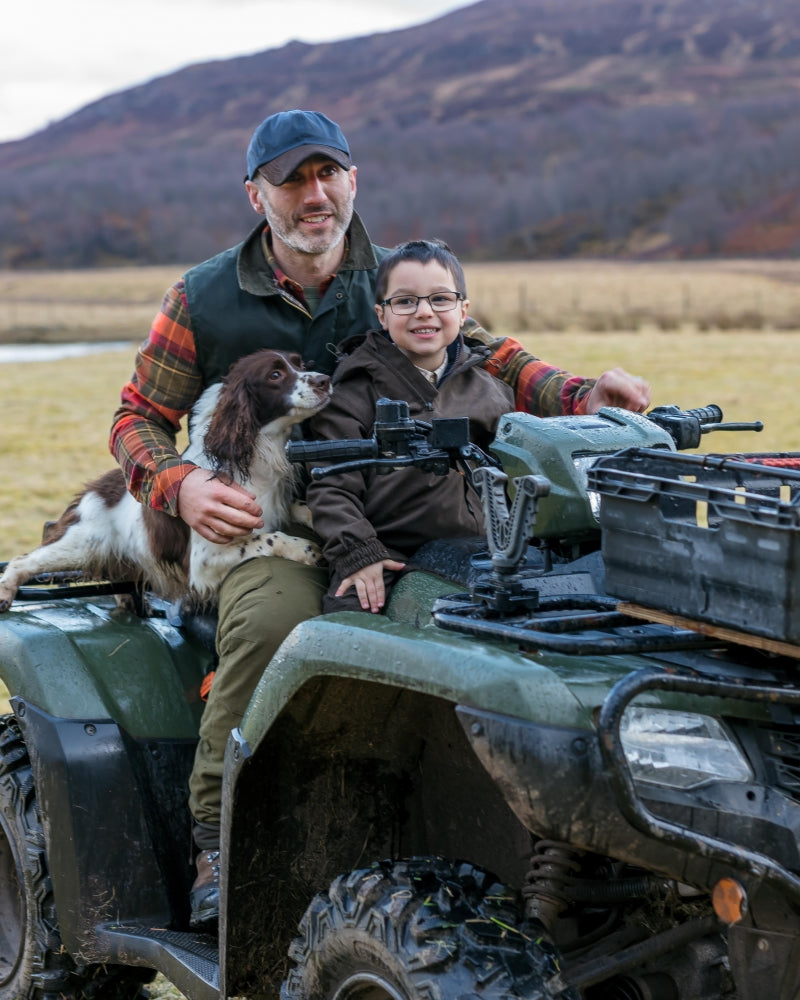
[2,0,800,267]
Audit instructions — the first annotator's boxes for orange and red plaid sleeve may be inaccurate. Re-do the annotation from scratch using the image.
[109,281,204,515]
[463,321,596,416]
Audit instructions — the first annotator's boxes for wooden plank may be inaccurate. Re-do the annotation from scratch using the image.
[618,602,800,661]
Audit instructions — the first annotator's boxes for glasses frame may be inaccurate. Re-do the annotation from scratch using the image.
[380,291,463,316]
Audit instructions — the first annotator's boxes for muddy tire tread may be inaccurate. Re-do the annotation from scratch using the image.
[281,856,571,999]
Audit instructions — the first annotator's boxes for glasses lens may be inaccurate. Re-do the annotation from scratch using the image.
[386,292,460,314]
[430,292,459,311]
[389,296,418,314]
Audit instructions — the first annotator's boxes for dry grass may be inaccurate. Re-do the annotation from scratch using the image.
[147,975,187,1000]
[3,258,800,344]
[463,258,800,334]
[0,334,792,554]
[0,267,180,343]
[1,350,139,553]
[513,328,798,455]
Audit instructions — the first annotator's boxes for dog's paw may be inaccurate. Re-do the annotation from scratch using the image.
[289,500,314,529]
[0,590,15,613]
[304,542,326,567]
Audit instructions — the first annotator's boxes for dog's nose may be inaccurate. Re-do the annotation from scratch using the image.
[310,374,330,389]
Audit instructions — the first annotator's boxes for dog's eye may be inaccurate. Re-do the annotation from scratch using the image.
[269,370,283,380]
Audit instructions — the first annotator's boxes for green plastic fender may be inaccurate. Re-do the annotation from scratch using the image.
[0,598,210,737]
[239,567,774,751]
[239,611,610,750]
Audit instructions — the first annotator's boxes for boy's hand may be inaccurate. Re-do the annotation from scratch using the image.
[336,559,406,613]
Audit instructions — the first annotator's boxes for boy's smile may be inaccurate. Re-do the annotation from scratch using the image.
[375,259,469,372]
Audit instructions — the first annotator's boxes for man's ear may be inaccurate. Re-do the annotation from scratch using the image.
[374,302,386,327]
[244,180,267,216]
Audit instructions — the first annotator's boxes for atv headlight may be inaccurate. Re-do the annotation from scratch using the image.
[620,707,753,789]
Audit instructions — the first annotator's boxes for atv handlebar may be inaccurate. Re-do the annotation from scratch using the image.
[646,404,763,450]
[287,398,498,481]
[287,399,764,481]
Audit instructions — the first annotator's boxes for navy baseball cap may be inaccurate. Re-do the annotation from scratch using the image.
[246,110,352,184]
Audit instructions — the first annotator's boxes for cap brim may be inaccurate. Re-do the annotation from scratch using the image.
[255,144,352,184]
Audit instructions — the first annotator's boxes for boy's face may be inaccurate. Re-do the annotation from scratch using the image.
[375,259,469,371]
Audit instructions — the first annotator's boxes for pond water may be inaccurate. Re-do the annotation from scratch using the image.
[0,341,131,364]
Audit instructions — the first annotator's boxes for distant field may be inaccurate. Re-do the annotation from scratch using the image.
[0,267,175,343]
[1,260,798,553]
[2,258,800,343]
[464,258,800,334]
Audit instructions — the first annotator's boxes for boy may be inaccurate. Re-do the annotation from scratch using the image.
[306,239,516,614]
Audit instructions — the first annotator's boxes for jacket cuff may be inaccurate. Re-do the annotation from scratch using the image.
[148,461,200,516]
[569,380,597,415]
[333,539,393,579]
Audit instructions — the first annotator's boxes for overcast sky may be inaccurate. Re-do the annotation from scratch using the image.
[1,0,472,144]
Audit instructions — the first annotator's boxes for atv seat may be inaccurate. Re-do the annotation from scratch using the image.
[168,601,219,657]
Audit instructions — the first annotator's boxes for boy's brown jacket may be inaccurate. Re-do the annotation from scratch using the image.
[305,329,515,581]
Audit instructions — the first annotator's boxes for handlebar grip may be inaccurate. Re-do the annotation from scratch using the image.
[286,438,379,463]
[684,404,723,426]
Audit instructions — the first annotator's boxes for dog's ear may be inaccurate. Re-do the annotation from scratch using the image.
[203,369,262,481]
[286,352,304,370]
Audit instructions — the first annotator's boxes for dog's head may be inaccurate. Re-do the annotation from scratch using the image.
[204,350,332,480]
[226,349,332,428]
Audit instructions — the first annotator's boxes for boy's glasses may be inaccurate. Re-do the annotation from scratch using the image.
[380,291,462,315]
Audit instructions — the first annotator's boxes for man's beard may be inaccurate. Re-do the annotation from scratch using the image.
[267,199,354,256]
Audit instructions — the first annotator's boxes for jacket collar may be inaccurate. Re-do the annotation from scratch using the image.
[334,329,488,386]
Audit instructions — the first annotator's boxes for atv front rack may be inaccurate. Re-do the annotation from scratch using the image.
[432,593,718,655]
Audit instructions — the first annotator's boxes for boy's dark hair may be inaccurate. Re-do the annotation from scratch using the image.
[375,239,467,304]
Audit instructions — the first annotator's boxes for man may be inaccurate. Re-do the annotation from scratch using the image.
[110,109,651,928]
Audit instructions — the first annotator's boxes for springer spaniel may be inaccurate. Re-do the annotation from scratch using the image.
[0,349,332,612]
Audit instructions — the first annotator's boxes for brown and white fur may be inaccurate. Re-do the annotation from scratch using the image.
[0,349,332,612]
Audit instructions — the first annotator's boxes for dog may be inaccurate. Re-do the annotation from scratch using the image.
[0,349,332,613]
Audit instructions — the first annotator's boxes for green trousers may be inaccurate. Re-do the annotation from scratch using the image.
[188,552,329,829]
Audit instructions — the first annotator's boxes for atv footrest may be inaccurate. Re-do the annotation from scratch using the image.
[97,921,219,1000]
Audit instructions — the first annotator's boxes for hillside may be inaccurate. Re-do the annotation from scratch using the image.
[2,0,800,267]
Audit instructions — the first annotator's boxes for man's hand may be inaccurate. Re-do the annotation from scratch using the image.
[177,467,264,543]
[585,367,651,414]
[336,558,407,613]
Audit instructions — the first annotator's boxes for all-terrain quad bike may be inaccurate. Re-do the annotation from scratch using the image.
[0,396,798,1000]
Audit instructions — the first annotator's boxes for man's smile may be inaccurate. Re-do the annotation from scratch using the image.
[300,213,332,226]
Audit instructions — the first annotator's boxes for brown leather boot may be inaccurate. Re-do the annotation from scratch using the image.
[189,849,220,928]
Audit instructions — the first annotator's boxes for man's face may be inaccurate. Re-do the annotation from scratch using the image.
[246,155,357,257]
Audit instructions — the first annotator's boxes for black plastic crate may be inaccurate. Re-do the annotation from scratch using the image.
[587,448,800,643]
